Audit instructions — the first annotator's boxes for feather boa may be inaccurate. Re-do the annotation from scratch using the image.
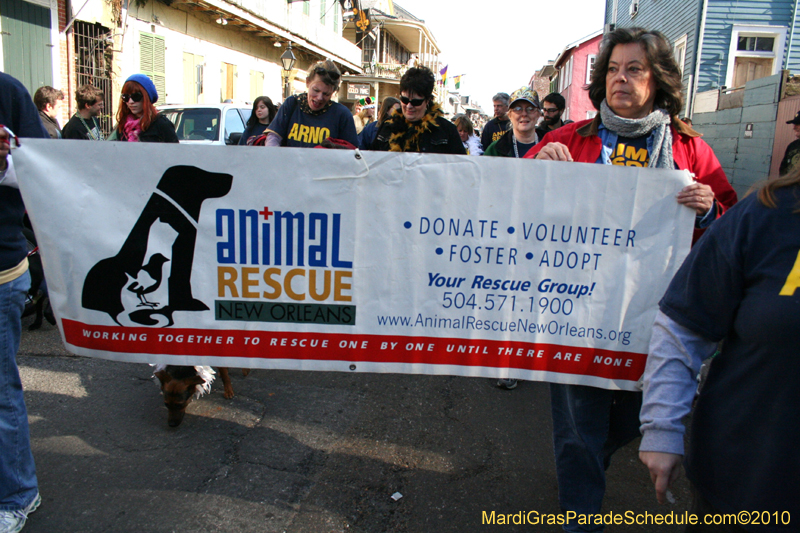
[464,134,483,155]
[151,364,216,399]
[385,103,444,152]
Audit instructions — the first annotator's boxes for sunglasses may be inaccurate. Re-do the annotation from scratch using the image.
[400,96,426,107]
[314,66,340,81]
[121,92,144,103]
[511,105,539,114]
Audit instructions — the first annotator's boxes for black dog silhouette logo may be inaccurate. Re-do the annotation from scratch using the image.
[82,165,233,326]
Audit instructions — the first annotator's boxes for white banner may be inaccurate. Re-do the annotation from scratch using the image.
[14,140,694,390]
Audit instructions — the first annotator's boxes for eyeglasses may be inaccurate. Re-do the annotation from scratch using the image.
[121,92,144,103]
[542,107,560,114]
[511,105,538,114]
[400,96,426,107]
[314,66,340,81]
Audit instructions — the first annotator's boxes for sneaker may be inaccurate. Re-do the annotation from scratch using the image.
[0,493,40,533]
[496,378,518,390]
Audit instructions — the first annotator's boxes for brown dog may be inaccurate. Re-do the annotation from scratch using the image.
[153,365,243,427]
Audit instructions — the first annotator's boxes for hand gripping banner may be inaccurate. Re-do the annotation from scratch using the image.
[14,140,694,390]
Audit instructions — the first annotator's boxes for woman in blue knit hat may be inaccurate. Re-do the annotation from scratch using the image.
[110,74,177,143]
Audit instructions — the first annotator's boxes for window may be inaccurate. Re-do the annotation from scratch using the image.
[560,56,573,91]
[303,0,310,16]
[586,54,596,84]
[333,2,339,33]
[320,0,326,25]
[738,36,774,52]
[673,34,687,75]
[224,108,245,143]
[725,25,787,88]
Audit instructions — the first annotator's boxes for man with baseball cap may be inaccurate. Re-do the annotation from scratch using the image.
[779,111,800,176]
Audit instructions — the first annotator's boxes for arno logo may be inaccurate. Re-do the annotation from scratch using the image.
[82,166,232,326]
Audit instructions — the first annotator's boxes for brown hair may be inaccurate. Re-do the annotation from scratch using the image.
[76,85,104,110]
[754,167,800,212]
[115,80,158,134]
[377,96,401,126]
[454,115,474,136]
[306,60,342,91]
[33,86,64,111]
[587,27,684,117]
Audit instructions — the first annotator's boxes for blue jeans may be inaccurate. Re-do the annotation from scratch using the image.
[550,383,642,532]
[0,270,38,511]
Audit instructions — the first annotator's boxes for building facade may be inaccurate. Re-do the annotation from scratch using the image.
[1,0,362,133]
[532,30,602,122]
[605,0,800,116]
[340,0,442,111]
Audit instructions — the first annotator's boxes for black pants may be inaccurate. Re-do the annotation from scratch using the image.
[685,485,749,533]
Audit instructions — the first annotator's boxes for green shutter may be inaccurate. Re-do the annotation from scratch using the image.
[333,3,338,33]
[320,0,325,25]
[0,0,53,94]
[139,31,166,100]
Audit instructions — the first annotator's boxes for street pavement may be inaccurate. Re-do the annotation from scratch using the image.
[16,316,691,533]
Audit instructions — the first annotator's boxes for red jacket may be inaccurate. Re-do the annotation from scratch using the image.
[525,116,738,244]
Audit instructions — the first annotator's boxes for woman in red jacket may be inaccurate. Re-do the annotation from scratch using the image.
[524,27,737,533]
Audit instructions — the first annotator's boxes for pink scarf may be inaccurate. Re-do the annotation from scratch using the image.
[122,114,143,142]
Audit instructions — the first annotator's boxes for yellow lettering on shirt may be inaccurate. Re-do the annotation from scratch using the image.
[779,249,800,296]
[611,142,649,167]
[286,124,331,145]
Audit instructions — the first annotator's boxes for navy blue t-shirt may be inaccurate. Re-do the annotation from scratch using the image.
[610,135,649,167]
[267,96,358,148]
[480,117,511,152]
[660,188,800,529]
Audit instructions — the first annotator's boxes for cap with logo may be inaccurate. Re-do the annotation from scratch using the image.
[509,86,540,109]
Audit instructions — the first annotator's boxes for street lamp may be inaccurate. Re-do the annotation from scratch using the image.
[281,42,297,99]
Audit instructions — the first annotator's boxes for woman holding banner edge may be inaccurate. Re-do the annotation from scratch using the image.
[524,27,737,532]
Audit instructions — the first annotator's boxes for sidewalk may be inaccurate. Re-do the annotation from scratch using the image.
[16,319,689,532]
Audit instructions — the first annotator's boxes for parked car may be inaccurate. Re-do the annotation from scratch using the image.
[158,103,252,145]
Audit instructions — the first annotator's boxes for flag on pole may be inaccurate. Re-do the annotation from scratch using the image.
[454,75,463,89]
[439,65,448,86]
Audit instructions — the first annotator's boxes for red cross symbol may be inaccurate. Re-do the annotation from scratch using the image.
[259,207,274,221]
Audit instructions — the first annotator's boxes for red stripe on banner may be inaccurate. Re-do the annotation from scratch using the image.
[61,319,646,380]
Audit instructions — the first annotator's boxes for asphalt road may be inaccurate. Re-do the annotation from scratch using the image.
[16,316,691,533]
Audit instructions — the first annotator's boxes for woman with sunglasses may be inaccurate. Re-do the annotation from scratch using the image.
[483,87,541,158]
[264,60,358,148]
[110,74,177,143]
[371,67,465,154]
